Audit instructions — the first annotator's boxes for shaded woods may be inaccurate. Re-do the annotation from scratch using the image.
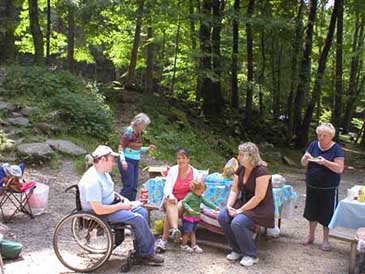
[1,0,365,147]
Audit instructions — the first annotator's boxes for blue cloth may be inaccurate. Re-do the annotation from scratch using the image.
[118,157,139,201]
[305,141,345,187]
[218,207,256,257]
[328,198,365,229]
[107,206,155,257]
[182,219,199,233]
[78,166,115,211]
[272,185,297,216]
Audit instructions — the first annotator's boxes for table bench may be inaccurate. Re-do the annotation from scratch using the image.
[329,230,357,274]
[142,203,160,226]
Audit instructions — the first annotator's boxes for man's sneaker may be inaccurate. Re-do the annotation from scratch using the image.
[226,251,242,261]
[192,245,203,253]
[143,254,164,266]
[170,228,181,243]
[240,256,259,267]
[155,238,167,253]
[180,245,193,252]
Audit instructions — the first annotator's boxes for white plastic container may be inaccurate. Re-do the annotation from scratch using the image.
[28,182,49,216]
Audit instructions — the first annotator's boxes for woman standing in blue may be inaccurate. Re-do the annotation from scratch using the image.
[301,122,345,251]
[118,113,156,201]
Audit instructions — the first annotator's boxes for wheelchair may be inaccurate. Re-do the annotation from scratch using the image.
[53,185,137,273]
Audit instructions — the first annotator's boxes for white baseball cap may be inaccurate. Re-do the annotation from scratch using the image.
[91,145,119,159]
[2,163,23,177]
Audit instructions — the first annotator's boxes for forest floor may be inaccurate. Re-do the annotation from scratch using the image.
[2,157,365,274]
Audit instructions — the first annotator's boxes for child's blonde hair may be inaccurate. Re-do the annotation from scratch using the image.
[190,180,206,192]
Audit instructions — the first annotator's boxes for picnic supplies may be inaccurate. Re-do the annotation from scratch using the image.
[0,240,22,259]
[271,174,286,188]
[28,182,49,216]
[222,158,238,178]
[3,177,22,192]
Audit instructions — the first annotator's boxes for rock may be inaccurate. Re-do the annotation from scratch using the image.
[0,118,10,126]
[10,112,23,118]
[282,156,297,167]
[46,139,86,156]
[4,127,24,138]
[0,101,16,112]
[260,142,274,150]
[47,110,62,120]
[17,142,54,160]
[6,117,30,127]
[33,122,60,135]
[21,106,40,116]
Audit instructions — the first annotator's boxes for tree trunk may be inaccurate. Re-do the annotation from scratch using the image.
[145,24,154,94]
[299,1,338,147]
[0,0,24,64]
[46,0,51,64]
[188,0,200,98]
[211,0,224,111]
[28,0,44,64]
[342,12,364,133]
[170,22,181,94]
[67,6,75,73]
[287,0,304,138]
[231,0,240,108]
[333,0,343,140]
[199,0,214,117]
[293,0,317,147]
[245,0,255,123]
[126,0,144,88]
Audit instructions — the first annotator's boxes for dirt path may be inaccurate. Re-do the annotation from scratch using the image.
[2,159,364,274]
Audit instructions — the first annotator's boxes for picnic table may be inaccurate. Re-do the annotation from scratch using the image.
[143,173,297,231]
[328,186,365,274]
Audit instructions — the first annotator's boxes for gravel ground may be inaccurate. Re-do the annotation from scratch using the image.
[2,159,365,274]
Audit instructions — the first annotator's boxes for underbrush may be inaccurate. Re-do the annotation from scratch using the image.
[2,65,113,142]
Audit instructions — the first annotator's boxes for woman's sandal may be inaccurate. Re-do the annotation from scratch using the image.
[302,239,314,246]
[321,242,332,251]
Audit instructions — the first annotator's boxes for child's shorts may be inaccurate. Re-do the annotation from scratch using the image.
[182,219,199,233]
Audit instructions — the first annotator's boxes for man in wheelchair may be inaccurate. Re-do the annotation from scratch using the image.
[78,145,164,266]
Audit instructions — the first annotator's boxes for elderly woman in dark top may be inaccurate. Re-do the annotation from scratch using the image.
[301,122,344,251]
[218,142,274,267]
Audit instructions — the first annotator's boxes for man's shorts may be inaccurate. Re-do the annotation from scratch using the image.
[182,219,199,233]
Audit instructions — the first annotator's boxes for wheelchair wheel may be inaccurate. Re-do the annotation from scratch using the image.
[53,212,113,273]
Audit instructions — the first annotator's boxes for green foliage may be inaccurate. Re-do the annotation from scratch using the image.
[352,118,364,130]
[2,65,113,141]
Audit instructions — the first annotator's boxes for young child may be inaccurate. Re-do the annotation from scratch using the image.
[181,180,219,253]
[118,113,156,201]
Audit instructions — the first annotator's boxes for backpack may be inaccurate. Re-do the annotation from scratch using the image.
[0,240,22,259]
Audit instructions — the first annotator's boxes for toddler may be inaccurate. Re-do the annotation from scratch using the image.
[181,180,219,253]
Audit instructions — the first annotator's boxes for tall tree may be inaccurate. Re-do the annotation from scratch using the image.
[0,0,24,64]
[46,0,51,64]
[145,20,154,94]
[333,0,343,140]
[293,0,317,146]
[342,8,364,133]
[126,0,144,88]
[287,0,304,138]
[67,4,75,72]
[199,0,223,118]
[245,0,255,122]
[299,0,338,147]
[231,0,240,108]
[29,0,44,64]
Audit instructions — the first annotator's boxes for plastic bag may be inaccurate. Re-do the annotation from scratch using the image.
[222,158,238,178]
[152,219,164,235]
[28,182,49,216]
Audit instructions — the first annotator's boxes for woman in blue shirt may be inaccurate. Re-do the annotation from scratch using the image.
[301,123,345,251]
